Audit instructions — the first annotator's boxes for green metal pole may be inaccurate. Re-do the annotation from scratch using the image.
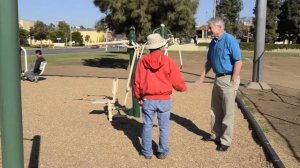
[128,27,140,117]
[154,24,171,39]
[160,24,166,39]
[128,26,136,64]
[0,0,24,167]
[128,54,141,118]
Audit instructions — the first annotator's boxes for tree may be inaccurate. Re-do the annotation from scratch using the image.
[277,0,300,43]
[57,21,71,42]
[48,30,65,43]
[265,0,281,43]
[95,18,106,32]
[93,0,199,40]
[236,17,254,43]
[19,27,29,46]
[79,25,86,29]
[72,31,83,46]
[216,0,243,35]
[85,35,91,42]
[48,23,56,32]
[29,21,49,45]
[252,0,281,43]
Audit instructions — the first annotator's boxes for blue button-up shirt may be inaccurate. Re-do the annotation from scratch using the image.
[207,32,242,74]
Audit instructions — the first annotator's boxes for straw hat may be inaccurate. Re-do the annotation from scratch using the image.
[145,33,168,49]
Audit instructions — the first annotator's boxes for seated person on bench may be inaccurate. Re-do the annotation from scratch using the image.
[22,50,46,82]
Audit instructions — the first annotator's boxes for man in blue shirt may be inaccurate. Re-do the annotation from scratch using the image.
[196,17,242,152]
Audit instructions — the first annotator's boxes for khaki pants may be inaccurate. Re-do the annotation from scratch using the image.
[210,75,240,146]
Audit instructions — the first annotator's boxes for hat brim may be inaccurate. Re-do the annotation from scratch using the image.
[145,40,168,49]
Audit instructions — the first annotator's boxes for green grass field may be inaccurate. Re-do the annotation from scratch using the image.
[22,50,299,66]
[22,52,129,66]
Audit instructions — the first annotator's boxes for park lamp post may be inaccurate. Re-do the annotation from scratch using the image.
[205,11,209,38]
[247,0,271,90]
[68,24,79,47]
[104,24,109,51]
[213,0,216,17]
[31,36,35,45]
[69,25,72,47]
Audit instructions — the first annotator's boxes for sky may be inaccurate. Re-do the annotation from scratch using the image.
[196,0,256,25]
[18,0,256,28]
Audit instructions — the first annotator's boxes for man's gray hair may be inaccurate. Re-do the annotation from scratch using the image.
[208,17,225,29]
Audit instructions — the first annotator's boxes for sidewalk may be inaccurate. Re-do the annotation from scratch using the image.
[239,82,300,165]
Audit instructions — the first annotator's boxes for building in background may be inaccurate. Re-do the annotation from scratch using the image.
[80,30,105,45]
[19,19,35,31]
[195,25,211,43]
[18,19,107,47]
[19,19,53,46]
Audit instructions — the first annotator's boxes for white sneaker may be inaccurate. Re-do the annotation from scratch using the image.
[34,76,38,83]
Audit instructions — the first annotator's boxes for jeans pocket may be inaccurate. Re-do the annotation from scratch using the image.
[159,100,171,113]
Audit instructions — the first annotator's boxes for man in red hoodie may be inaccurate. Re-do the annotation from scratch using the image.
[133,33,187,160]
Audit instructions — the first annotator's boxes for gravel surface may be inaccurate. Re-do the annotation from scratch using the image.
[2,52,299,167]
[12,76,273,168]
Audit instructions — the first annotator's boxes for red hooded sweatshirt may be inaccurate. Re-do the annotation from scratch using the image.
[133,50,187,100]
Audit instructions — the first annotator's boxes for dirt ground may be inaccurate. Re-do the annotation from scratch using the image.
[15,76,273,168]
[1,52,299,167]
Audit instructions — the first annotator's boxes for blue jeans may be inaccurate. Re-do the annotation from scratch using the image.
[141,99,171,156]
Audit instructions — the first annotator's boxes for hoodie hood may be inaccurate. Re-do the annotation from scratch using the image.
[142,50,165,70]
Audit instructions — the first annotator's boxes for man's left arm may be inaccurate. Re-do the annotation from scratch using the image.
[230,37,243,82]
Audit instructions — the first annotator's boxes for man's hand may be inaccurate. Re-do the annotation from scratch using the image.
[195,78,204,87]
[138,100,143,106]
[231,76,240,91]
[231,79,237,85]
[195,62,211,87]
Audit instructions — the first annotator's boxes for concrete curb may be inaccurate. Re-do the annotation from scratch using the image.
[236,93,285,168]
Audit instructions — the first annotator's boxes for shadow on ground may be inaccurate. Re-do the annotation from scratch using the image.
[170,113,210,138]
[239,84,300,161]
[24,135,41,168]
[111,118,145,154]
[82,57,128,69]
[89,109,211,156]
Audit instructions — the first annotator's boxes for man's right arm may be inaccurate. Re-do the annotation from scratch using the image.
[169,59,187,92]
[195,61,211,87]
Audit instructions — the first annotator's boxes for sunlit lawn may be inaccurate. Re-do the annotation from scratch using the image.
[21,50,299,66]
[22,52,129,66]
